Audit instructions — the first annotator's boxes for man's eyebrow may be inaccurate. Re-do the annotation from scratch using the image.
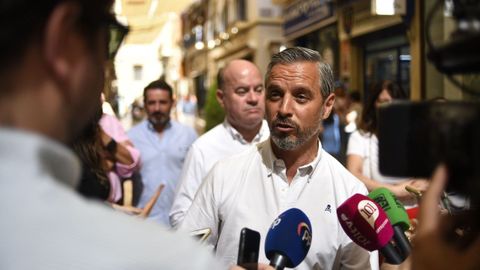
[266,84,282,90]
[291,86,314,93]
[233,86,248,92]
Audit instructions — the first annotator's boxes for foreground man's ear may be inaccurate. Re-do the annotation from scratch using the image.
[43,2,82,94]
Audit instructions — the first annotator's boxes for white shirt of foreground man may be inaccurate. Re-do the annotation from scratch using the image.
[180,47,378,269]
[0,129,223,270]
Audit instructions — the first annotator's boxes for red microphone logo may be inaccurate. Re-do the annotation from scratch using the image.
[358,200,380,228]
[297,222,312,247]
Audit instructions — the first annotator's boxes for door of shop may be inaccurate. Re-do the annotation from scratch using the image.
[363,33,410,102]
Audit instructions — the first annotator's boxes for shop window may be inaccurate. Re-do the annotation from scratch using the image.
[133,65,143,81]
[236,0,247,21]
[294,24,339,78]
[364,35,410,99]
[194,74,207,111]
[222,5,228,30]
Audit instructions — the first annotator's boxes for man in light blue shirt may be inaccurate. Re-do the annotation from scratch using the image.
[129,80,197,226]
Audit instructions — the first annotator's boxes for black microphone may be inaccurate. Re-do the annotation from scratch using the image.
[237,227,260,270]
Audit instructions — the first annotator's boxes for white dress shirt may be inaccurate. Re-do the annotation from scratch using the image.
[169,119,270,227]
[0,128,222,270]
[180,139,378,269]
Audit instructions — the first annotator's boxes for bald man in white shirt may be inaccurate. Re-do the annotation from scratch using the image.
[170,59,270,228]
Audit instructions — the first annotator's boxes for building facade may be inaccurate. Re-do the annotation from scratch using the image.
[182,0,285,113]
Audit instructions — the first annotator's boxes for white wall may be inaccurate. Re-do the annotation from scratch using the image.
[114,44,162,118]
[114,13,183,120]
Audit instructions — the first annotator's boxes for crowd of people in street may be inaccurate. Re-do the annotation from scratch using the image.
[1,0,479,269]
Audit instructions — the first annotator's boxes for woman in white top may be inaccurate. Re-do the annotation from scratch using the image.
[346,80,428,206]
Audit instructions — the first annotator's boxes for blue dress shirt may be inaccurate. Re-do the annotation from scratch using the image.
[128,120,197,226]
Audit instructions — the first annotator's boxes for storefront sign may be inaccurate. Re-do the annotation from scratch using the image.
[284,0,333,36]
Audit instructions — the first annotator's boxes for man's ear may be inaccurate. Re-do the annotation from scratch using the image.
[216,89,225,108]
[321,93,336,119]
[43,2,81,88]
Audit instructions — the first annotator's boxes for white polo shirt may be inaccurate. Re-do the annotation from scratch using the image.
[180,139,378,269]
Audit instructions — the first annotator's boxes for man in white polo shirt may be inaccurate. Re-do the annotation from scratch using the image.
[180,47,378,269]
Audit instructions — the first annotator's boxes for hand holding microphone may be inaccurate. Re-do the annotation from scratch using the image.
[265,208,312,270]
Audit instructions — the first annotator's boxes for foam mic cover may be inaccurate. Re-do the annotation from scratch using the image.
[368,188,411,231]
[265,208,312,269]
[337,193,406,264]
[337,193,394,251]
[368,188,412,257]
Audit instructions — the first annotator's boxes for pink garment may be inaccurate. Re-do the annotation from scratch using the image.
[107,171,122,203]
[99,114,141,202]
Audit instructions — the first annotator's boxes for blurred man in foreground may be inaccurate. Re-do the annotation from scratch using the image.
[0,0,220,268]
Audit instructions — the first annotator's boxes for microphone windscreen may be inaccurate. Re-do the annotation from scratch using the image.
[337,193,394,251]
[368,188,411,231]
[265,208,312,268]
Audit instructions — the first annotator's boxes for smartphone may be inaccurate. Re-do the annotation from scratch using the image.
[237,227,260,270]
[190,228,211,243]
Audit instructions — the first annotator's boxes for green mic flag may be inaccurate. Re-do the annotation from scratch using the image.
[368,187,411,231]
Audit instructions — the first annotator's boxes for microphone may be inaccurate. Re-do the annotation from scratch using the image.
[368,188,412,258]
[264,208,312,270]
[237,228,260,270]
[337,193,405,264]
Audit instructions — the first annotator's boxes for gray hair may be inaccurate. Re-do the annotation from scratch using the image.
[265,47,334,98]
